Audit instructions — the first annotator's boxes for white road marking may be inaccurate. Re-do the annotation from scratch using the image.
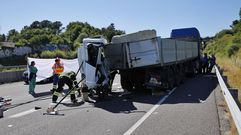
[8,109,38,118]
[124,87,176,135]
[8,125,13,128]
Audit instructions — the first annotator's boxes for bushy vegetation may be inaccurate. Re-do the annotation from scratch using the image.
[204,8,241,63]
[0,20,125,61]
[0,67,26,72]
[204,8,241,109]
[0,20,125,49]
[39,50,77,59]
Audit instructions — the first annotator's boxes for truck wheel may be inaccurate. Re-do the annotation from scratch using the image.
[167,79,174,90]
[134,83,146,90]
[96,85,109,100]
[120,71,134,91]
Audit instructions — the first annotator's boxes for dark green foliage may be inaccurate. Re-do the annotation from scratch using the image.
[29,34,50,45]
[240,7,241,20]
[0,34,6,42]
[7,29,19,42]
[101,23,125,42]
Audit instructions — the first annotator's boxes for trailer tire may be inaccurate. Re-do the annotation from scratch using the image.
[120,71,134,91]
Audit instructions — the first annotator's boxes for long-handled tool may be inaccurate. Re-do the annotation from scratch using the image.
[44,62,85,115]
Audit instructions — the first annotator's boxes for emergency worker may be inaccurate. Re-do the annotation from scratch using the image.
[29,61,38,95]
[52,71,79,103]
[51,58,64,92]
[208,54,216,73]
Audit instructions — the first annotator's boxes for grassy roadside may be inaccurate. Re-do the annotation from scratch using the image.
[0,67,26,72]
[216,57,241,103]
[216,57,240,135]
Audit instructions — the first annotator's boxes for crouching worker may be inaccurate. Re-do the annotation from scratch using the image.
[52,71,79,104]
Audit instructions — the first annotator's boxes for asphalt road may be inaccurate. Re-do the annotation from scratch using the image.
[0,74,222,135]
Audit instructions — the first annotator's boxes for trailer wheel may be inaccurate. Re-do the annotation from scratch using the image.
[96,85,109,100]
[120,71,134,91]
[168,80,174,90]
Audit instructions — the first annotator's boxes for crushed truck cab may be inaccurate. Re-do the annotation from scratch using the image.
[77,37,111,98]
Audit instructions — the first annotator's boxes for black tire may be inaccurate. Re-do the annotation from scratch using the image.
[97,83,110,100]
[120,71,134,91]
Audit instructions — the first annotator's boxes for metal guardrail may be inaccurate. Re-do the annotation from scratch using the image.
[215,65,241,134]
[0,65,26,69]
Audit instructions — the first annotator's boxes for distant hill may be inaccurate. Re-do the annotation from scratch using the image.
[204,8,241,61]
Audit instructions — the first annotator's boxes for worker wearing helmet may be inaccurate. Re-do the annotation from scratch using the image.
[51,58,64,92]
[52,71,79,103]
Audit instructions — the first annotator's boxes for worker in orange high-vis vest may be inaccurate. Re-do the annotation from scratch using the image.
[51,58,64,92]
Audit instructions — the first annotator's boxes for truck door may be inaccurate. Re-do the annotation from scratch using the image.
[126,38,160,68]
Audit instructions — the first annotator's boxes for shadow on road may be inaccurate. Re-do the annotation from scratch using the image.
[163,74,218,104]
[93,91,161,113]
[32,91,52,98]
[92,74,219,113]
[31,89,70,98]
[18,74,219,114]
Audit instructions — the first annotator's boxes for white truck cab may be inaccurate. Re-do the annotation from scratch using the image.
[78,37,109,91]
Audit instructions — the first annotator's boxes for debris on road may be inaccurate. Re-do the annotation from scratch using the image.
[34,106,41,110]
[0,97,12,118]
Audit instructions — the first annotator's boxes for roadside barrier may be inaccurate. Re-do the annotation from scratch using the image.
[215,65,241,134]
[0,65,26,69]
[0,70,24,83]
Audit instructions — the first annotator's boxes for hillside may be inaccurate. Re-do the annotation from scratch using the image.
[204,8,241,102]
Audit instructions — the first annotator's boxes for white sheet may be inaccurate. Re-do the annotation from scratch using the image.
[27,57,81,82]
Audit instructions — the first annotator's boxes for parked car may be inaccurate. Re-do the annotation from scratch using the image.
[22,70,53,84]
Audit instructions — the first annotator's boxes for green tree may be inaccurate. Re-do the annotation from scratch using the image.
[16,39,29,46]
[0,34,6,42]
[7,29,19,42]
[39,20,52,29]
[2,34,6,42]
[239,7,241,20]
[30,21,40,28]
[52,21,63,34]
[50,35,65,45]
[29,34,50,45]
[3,20,125,48]
[230,20,239,28]
[102,23,125,42]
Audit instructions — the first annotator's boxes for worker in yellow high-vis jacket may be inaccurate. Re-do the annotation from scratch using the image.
[51,58,64,92]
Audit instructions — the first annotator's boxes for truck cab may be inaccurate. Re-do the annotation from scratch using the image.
[78,37,111,98]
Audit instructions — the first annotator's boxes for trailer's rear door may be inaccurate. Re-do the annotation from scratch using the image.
[126,38,160,68]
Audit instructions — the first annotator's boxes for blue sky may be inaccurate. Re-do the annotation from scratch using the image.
[0,0,240,38]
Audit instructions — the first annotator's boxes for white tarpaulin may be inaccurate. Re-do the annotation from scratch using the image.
[27,57,81,82]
